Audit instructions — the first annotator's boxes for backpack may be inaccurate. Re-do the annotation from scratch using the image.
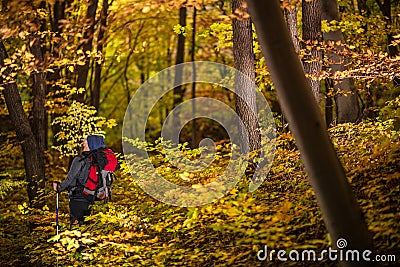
[81,148,118,202]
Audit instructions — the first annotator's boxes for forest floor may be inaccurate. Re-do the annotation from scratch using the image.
[0,120,399,266]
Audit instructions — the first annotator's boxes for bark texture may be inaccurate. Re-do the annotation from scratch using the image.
[302,0,322,103]
[29,32,47,207]
[0,42,44,208]
[285,5,300,54]
[92,0,109,110]
[75,0,98,103]
[232,0,260,153]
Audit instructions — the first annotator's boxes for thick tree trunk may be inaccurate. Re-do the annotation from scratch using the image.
[92,0,109,110]
[29,1,47,207]
[0,42,44,208]
[30,1,48,154]
[322,0,360,123]
[75,0,98,103]
[29,35,47,207]
[246,1,374,265]
[302,0,322,103]
[232,0,260,153]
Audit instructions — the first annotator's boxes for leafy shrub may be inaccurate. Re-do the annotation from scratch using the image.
[1,118,399,266]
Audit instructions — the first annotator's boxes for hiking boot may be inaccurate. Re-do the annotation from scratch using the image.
[76,245,86,253]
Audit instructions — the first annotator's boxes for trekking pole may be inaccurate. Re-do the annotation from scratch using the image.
[56,190,59,267]
[56,191,59,235]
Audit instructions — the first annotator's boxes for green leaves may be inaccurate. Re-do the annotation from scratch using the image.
[51,101,117,157]
[2,117,400,265]
[199,23,233,50]
[173,24,192,36]
[0,179,26,200]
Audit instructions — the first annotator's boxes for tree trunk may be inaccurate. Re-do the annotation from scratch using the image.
[355,0,375,119]
[232,0,260,153]
[51,0,67,34]
[246,1,374,265]
[49,0,67,147]
[375,0,397,57]
[302,0,322,103]
[29,1,47,207]
[0,42,44,208]
[124,21,145,109]
[325,79,334,126]
[356,0,369,15]
[75,0,98,103]
[172,3,187,114]
[285,4,300,54]
[92,0,109,110]
[283,3,299,132]
[322,0,360,123]
[375,0,399,86]
[30,1,48,154]
[191,7,198,148]
[28,12,47,207]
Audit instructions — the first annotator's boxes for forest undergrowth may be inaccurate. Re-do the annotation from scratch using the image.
[0,119,399,266]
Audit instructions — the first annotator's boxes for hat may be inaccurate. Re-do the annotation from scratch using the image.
[87,135,105,151]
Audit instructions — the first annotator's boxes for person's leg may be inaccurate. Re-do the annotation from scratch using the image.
[69,200,77,229]
[69,200,90,252]
[69,200,90,227]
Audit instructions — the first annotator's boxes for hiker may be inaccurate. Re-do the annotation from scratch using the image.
[53,135,109,228]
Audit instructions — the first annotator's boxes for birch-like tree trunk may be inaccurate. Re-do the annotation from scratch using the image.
[246,1,374,265]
